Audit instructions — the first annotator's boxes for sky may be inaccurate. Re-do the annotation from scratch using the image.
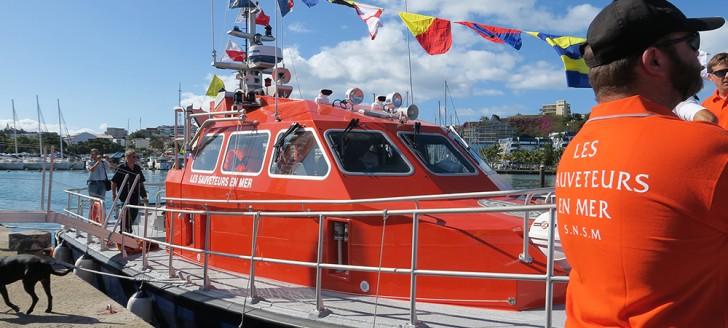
[0,0,726,136]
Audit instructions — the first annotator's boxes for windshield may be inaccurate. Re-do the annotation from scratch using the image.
[327,131,411,174]
[270,130,329,177]
[399,132,475,174]
[192,134,223,172]
[221,132,269,174]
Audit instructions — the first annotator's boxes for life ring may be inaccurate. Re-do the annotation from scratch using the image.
[89,201,103,224]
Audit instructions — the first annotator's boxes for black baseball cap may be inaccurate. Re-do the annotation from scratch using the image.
[584,0,724,68]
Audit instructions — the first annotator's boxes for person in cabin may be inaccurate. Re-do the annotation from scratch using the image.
[86,148,110,199]
[702,52,728,127]
[556,1,728,327]
[111,149,148,233]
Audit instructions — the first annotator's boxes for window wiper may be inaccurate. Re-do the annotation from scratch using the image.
[274,122,301,162]
[340,118,359,157]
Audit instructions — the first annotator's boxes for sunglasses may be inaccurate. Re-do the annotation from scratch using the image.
[654,32,700,51]
[711,68,728,79]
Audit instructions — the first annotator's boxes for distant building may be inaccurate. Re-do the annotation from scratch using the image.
[105,127,128,139]
[498,136,547,154]
[460,115,516,148]
[549,131,576,150]
[132,138,150,149]
[144,128,159,137]
[69,132,98,144]
[157,125,186,138]
[540,100,571,116]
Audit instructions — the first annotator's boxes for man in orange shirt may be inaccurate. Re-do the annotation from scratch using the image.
[703,52,728,128]
[556,1,727,327]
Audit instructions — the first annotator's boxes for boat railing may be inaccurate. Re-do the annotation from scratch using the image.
[120,187,564,328]
[63,187,106,228]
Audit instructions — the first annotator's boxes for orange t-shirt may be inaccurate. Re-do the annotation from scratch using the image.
[555,96,728,328]
[702,90,728,129]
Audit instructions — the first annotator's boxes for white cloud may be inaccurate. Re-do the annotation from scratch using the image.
[702,25,728,56]
[507,61,566,90]
[456,104,529,121]
[474,88,505,96]
[288,22,312,33]
[0,118,103,136]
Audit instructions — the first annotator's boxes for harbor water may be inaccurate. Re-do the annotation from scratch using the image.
[0,170,553,212]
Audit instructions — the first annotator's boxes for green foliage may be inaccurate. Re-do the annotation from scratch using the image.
[0,131,66,155]
[479,144,502,166]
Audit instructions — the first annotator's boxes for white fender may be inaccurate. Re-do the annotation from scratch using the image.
[52,241,73,264]
[74,254,98,283]
[528,212,570,270]
[126,289,154,324]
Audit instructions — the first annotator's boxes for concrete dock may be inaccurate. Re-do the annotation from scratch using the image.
[0,230,151,327]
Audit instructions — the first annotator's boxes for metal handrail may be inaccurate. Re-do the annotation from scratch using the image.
[62,185,564,328]
[120,197,565,328]
[163,187,554,205]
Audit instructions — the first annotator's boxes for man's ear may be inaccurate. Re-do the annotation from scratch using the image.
[641,47,670,78]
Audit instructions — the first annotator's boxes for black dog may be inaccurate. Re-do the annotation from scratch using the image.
[0,254,72,314]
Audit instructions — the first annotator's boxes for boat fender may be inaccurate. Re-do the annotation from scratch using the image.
[89,201,103,224]
[52,240,73,264]
[74,254,99,283]
[527,212,571,270]
[127,287,155,324]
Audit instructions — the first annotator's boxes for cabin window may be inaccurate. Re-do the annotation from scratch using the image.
[270,130,329,177]
[191,134,223,172]
[326,130,412,175]
[399,132,476,175]
[221,131,269,175]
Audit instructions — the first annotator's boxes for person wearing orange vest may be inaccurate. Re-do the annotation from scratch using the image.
[556,1,727,327]
[703,52,728,128]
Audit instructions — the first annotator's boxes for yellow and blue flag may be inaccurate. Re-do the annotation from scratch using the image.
[527,32,590,88]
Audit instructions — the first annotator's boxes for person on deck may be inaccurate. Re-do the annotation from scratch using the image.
[86,148,110,199]
[111,149,147,233]
[556,1,728,327]
[703,52,728,128]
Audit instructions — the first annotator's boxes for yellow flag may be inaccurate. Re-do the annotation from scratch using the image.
[206,75,225,97]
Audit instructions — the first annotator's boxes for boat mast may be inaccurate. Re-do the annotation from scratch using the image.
[36,95,44,157]
[57,99,63,159]
[11,99,18,154]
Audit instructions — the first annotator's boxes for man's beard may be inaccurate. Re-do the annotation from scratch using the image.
[664,47,703,100]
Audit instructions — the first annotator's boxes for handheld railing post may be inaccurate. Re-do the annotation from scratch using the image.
[202,210,211,289]
[142,199,150,270]
[168,212,177,278]
[313,214,329,317]
[544,207,557,328]
[247,212,261,303]
[408,212,420,327]
[519,193,535,263]
[47,149,54,212]
[75,196,82,238]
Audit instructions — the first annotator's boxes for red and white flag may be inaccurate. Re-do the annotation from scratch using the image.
[225,40,246,62]
[354,2,383,40]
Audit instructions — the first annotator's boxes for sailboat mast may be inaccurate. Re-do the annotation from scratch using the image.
[443,80,448,126]
[11,99,18,154]
[57,99,63,159]
[36,95,43,157]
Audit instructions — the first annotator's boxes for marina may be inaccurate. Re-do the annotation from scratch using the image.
[9,1,725,327]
